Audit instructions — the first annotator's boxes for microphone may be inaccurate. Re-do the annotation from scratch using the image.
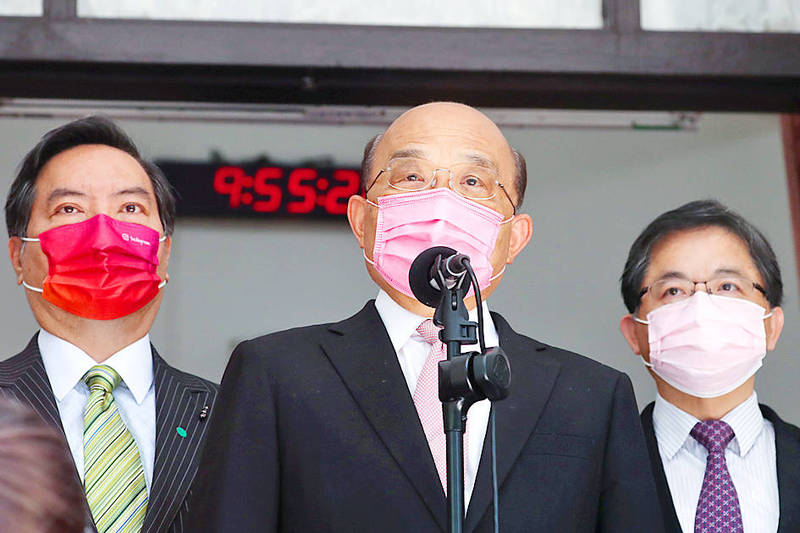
[408,246,473,307]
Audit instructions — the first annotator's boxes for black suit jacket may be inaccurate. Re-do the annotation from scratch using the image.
[641,401,800,533]
[0,333,218,533]
[188,301,663,532]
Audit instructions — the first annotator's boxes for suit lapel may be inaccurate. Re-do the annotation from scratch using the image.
[640,403,682,533]
[761,405,800,533]
[464,313,560,532]
[0,333,63,430]
[142,349,215,533]
[321,302,448,532]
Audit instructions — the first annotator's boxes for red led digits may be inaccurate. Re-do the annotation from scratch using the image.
[325,170,361,215]
[210,164,361,216]
[213,166,247,207]
[253,167,283,212]
[286,168,317,214]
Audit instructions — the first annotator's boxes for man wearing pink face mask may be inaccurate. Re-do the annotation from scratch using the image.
[0,116,218,533]
[189,102,662,533]
[619,199,800,533]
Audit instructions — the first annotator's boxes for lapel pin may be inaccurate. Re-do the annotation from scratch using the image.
[199,404,209,420]
[176,426,187,438]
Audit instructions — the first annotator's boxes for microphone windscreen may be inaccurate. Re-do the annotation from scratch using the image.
[408,246,457,307]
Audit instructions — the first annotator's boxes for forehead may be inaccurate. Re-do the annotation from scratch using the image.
[35,144,153,197]
[645,226,762,283]
[376,104,515,178]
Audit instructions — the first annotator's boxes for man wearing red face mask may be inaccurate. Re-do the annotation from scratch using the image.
[619,200,800,533]
[0,116,218,533]
[189,102,663,533]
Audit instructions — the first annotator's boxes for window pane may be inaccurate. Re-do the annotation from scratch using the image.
[0,0,42,16]
[78,0,602,29]
[642,0,800,33]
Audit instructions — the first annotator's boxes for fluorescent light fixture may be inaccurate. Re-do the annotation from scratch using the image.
[0,98,700,131]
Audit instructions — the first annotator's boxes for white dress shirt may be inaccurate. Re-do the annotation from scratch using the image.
[653,392,779,533]
[374,290,497,509]
[38,329,157,492]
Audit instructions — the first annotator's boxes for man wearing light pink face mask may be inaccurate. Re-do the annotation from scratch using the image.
[189,102,663,533]
[0,116,218,533]
[619,199,800,533]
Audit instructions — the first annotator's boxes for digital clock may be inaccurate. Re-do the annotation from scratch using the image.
[156,160,363,218]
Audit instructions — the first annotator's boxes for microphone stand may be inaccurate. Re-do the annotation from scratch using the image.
[432,268,483,533]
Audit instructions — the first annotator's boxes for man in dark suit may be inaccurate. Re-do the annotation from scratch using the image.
[189,102,662,532]
[0,116,217,533]
[619,200,800,532]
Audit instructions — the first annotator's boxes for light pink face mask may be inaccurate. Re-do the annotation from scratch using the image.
[364,188,511,301]
[634,291,772,398]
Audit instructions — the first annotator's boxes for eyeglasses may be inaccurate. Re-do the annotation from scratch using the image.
[639,277,767,307]
[365,157,517,215]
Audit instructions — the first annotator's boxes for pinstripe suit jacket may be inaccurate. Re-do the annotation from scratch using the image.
[0,333,218,533]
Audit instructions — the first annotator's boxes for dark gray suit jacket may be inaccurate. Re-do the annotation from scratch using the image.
[0,333,218,533]
[189,301,664,532]
[641,401,800,533]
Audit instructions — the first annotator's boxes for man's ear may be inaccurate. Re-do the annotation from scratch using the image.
[347,195,368,249]
[766,306,784,351]
[8,237,24,285]
[619,314,643,355]
[505,213,533,264]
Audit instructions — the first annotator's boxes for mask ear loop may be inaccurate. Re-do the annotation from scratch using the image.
[22,281,43,293]
[158,233,169,287]
[18,237,43,292]
[363,250,376,267]
[488,266,505,282]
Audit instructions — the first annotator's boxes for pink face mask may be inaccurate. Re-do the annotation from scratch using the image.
[364,188,511,301]
[634,292,772,398]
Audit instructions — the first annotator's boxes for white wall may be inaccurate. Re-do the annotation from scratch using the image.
[0,113,796,420]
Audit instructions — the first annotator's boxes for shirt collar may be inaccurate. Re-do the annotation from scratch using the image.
[38,329,154,405]
[653,391,765,460]
[652,393,701,461]
[721,391,764,457]
[374,290,499,353]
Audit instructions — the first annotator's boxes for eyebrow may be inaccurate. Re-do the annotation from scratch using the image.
[463,152,499,172]
[713,267,745,277]
[654,271,689,282]
[654,267,747,282]
[388,149,428,161]
[115,187,152,199]
[47,188,88,203]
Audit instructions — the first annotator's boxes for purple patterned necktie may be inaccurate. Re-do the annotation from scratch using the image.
[690,420,743,533]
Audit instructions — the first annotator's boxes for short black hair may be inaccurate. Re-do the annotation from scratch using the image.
[620,199,783,313]
[5,115,176,238]
[360,133,528,208]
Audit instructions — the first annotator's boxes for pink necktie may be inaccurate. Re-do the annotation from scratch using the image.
[691,420,744,533]
[415,319,468,494]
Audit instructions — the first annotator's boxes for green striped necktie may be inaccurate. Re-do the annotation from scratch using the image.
[83,365,148,533]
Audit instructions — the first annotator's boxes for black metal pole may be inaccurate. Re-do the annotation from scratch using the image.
[443,372,466,533]
[433,273,477,533]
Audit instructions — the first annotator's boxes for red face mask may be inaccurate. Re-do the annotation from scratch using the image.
[21,214,167,320]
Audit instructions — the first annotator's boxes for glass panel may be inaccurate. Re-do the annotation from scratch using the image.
[78,0,602,29]
[0,0,42,16]
[642,0,800,33]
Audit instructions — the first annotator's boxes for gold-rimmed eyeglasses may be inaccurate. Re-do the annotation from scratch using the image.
[365,157,517,215]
